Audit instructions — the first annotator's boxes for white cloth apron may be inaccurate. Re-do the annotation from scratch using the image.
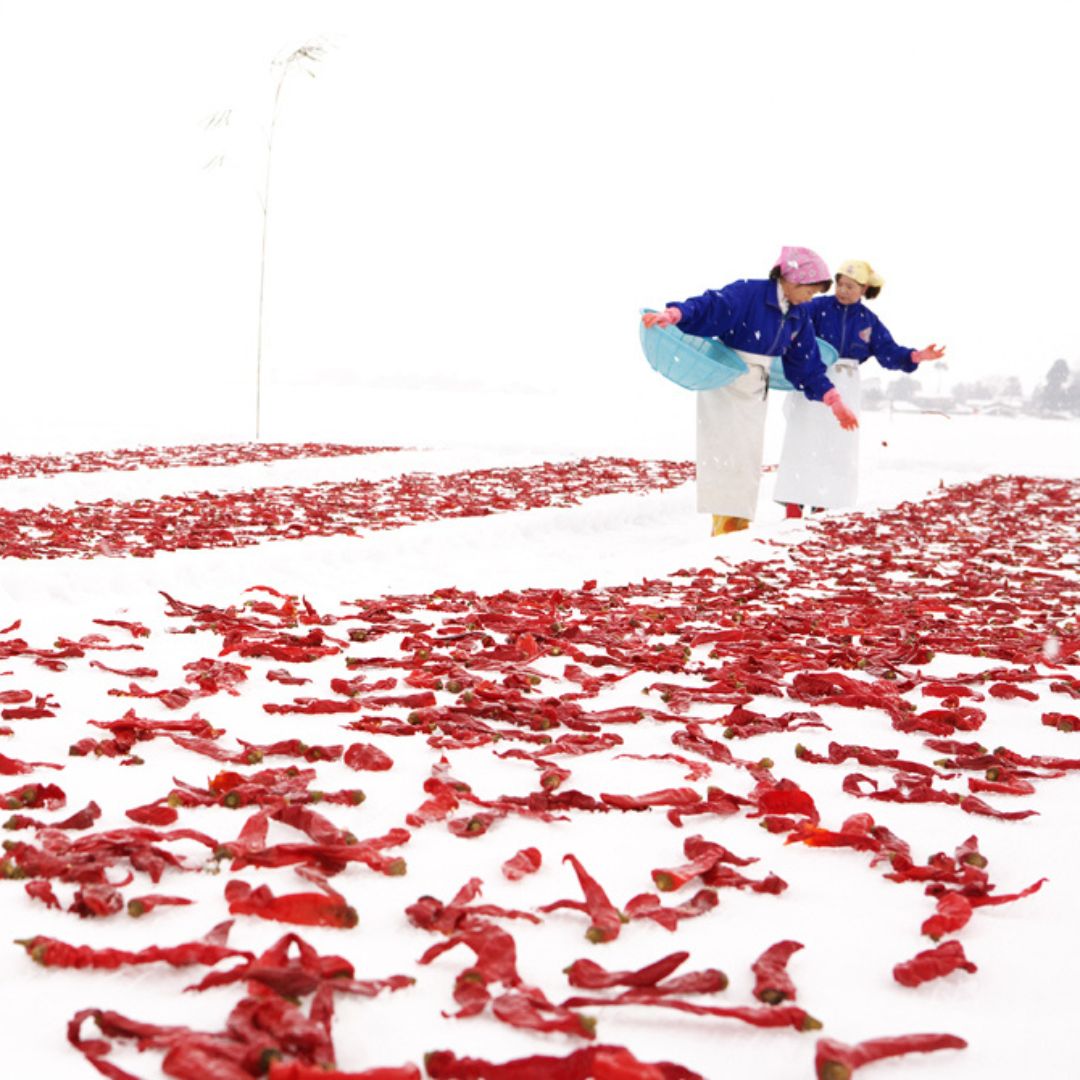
[773,361,862,508]
[696,351,773,519]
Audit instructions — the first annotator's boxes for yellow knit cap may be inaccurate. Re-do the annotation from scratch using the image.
[837,260,885,290]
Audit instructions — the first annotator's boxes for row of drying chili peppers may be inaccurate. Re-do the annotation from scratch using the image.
[0,457,696,560]
[0,442,401,483]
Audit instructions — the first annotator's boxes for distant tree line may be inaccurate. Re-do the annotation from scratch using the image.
[862,359,1080,418]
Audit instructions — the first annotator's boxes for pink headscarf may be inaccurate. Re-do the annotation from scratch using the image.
[772,246,830,285]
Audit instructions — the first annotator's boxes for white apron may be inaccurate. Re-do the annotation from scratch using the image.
[696,351,772,519]
[773,361,862,509]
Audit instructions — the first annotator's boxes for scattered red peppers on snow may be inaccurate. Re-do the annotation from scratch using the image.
[0,459,1074,1074]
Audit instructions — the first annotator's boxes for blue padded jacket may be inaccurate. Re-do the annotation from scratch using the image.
[803,295,917,372]
[668,279,834,401]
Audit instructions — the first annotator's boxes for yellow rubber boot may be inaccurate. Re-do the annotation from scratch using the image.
[711,514,750,536]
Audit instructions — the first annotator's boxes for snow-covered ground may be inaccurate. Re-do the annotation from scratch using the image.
[1,403,1077,1078]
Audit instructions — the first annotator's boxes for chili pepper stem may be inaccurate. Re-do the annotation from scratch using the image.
[818,1063,852,1080]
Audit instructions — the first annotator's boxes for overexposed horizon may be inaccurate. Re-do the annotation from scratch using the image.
[1,1,1077,448]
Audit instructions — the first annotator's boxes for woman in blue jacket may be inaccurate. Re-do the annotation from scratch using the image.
[773,259,944,515]
[643,247,857,535]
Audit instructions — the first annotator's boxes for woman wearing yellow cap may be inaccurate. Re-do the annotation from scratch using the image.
[773,259,944,515]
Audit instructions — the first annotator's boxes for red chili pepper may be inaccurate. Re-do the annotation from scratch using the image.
[189,929,414,1001]
[406,878,540,934]
[93,618,151,638]
[721,705,828,739]
[0,751,62,775]
[1051,677,1080,699]
[565,953,728,997]
[560,994,820,1031]
[502,847,542,881]
[671,723,743,767]
[446,967,491,1018]
[957,876,1048,909]
[266,668,312,686]
[751,940,804,1003]
[748,776,819,821]
[665,784,752,826]
[405,781,460,827]
[89,660,159,678]
[69,881,125,918]
[842,772,960,806]
[922,681,983,700]
[424,1045,703,1080]
[1042,711,1080,732]
[541,854,626,943]
[223,827,409,877]
[127,893,194,917]
[893,940,977,987]
[959,794,1038,820]
[3,782,66,810]
[17,923,252,969]
[565,951,690,989]
[491,988,596,1038]
[967,775,1036,796]
[989,682,1039,701]
[623,889,719,931]
[269,1063,421,1080]
[4,799,100,832]
[447,811,503,838]
[601,788,703,812]
[651,848,728,893]
[24,879,61,909]
[225,879,359,929]
[815,1033,967,1078]
[418,923,524,988]
[797,740,948,778]
[921,892,973,940]
[343,743,394,771]
[125,801,180,826]
[264,697,362,715]
[954,834,988,867]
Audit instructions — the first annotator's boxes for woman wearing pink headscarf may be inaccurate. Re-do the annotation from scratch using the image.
[643,247,856,535]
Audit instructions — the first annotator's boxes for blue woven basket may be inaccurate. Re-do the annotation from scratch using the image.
[640,310,838,392]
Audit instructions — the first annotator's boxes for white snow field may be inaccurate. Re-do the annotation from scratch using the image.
[0,403,1077,1080]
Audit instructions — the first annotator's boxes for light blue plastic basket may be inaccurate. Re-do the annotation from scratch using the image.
[639,310,838,392]
[768,337,839,391]
[639,311,748,390]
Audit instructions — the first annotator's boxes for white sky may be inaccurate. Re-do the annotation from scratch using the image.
[0,1,1077,445]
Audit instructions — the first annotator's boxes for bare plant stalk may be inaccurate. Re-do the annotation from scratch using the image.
[255,43,325,440]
